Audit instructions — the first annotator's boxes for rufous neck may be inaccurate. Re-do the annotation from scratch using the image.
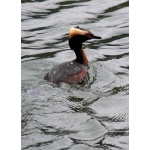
[74,47,89,66]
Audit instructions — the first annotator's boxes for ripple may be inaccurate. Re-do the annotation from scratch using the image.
[69,118,108,143]
[22,0,129,149]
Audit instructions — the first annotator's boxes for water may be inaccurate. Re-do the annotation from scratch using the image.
[21,0,129,149]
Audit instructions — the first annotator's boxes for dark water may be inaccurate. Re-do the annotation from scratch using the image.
[21,0,129,149]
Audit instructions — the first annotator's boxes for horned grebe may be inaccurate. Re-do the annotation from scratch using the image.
[44,26,101,84]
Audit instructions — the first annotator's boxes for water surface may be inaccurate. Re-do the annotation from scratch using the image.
[21,0,129,149]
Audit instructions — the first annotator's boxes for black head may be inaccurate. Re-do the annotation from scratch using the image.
[69,26,101,50]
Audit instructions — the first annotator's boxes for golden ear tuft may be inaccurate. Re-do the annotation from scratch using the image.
[69,27,88,39]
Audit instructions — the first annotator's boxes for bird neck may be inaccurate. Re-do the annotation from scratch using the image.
[74,47,89,67]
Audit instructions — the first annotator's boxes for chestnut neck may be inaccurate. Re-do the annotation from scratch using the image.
[69,35,89,67]
[74,47,89,67]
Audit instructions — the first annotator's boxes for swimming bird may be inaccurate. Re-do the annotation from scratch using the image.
[44,26,101,84]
